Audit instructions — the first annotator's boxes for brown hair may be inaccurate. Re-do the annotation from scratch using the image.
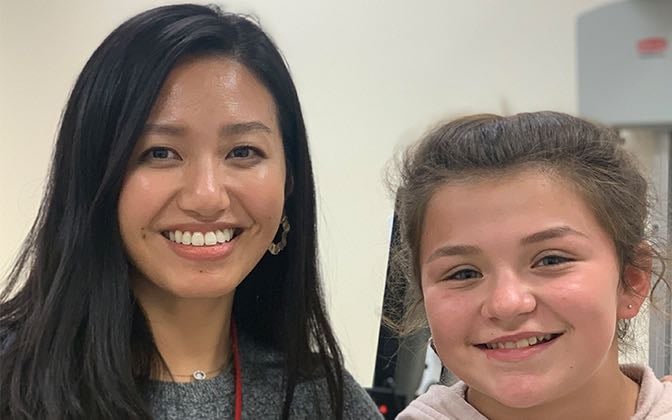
[391,111,669,343]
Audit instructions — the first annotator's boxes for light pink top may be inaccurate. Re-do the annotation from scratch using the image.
[397,364,672,419]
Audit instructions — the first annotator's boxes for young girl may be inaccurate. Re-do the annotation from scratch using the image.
[394,112,672,419]
[0,4,380,419]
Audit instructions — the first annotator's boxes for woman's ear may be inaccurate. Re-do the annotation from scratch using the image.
[617,243,653,320]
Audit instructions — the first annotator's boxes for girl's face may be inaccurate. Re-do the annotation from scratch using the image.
[419,168,645,409]
[118,56,286,300]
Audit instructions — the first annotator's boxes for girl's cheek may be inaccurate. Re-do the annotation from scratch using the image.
[426,293,469,325]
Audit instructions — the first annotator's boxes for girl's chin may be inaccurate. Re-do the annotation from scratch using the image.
[468,381,553,410]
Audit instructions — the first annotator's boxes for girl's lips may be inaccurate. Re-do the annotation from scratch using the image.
[478,333,563,362]
[478,332,563,348]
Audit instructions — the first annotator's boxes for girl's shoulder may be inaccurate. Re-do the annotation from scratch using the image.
[622,364,672,419]
[397,382,486,420]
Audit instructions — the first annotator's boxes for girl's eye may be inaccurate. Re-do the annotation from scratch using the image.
[534,255,572,267]
[140,147,180,161]
[446,268,482,281]
[227,146,262,159]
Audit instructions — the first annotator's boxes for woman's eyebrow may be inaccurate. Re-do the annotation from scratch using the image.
[142,121,272,137]
[220,121,272,137]
[143,123,186,136]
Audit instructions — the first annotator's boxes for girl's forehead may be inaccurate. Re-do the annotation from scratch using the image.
[425,166,561,204]
[420,168,607,247]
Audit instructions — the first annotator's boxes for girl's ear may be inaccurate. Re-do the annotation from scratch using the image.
[617,243,653,320]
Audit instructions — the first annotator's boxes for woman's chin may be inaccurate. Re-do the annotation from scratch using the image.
[163,282,238,300]
[133,274,239,302]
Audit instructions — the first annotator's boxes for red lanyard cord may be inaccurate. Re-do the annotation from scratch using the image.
[231,321,242,420]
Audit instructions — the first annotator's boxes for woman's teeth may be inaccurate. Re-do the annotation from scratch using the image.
[484,334,555,350]
[166,229,235,247]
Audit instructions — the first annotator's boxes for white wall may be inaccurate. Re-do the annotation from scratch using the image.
[0,0,619,385]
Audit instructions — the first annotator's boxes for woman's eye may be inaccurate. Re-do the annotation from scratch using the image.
[534,255,572,267]
[140,147,180,161]
[227,146,261,159]
[447,269,482,281]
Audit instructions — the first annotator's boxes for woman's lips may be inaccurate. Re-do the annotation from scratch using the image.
[164,234,238,261]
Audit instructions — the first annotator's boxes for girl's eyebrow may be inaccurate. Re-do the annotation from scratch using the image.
[520,226,587,245]
[426,244,481,263]
[425,226,587,264]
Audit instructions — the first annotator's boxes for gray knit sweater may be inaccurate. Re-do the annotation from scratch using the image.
[144,334,383,419]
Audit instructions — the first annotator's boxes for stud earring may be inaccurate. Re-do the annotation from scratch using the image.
[268,216,290,255]
[627,304,633,309]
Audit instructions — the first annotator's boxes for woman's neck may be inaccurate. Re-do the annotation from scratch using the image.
[133,280,234,382]
[467,352,640,420]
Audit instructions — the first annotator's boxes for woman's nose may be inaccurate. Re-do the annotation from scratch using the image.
[176,160,231,218]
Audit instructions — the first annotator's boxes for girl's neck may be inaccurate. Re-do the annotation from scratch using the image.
[133,280,235,382]
[467,355,640,420]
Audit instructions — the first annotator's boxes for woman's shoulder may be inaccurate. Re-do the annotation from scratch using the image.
[397,381,486,420]
[238,334,381,417]
[291,368,382,419]
[341,369,384,419]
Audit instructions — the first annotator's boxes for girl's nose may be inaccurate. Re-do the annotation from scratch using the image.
[481,270,537,323]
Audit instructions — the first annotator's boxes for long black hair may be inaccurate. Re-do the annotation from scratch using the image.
[0,4,344,419]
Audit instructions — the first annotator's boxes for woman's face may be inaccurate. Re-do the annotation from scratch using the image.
[419,168,642,410]
[118,56,286,300]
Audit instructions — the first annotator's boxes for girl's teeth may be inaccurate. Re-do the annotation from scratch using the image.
[515,339,529,348]
[485,334,556,350]
[166,229,235,247]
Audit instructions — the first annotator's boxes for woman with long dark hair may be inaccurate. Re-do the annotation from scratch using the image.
[0,4,381,419]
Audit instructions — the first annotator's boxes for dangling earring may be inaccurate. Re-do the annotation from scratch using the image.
[268,215,290,255]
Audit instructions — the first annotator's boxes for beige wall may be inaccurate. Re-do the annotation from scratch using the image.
[0,0,619,385]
